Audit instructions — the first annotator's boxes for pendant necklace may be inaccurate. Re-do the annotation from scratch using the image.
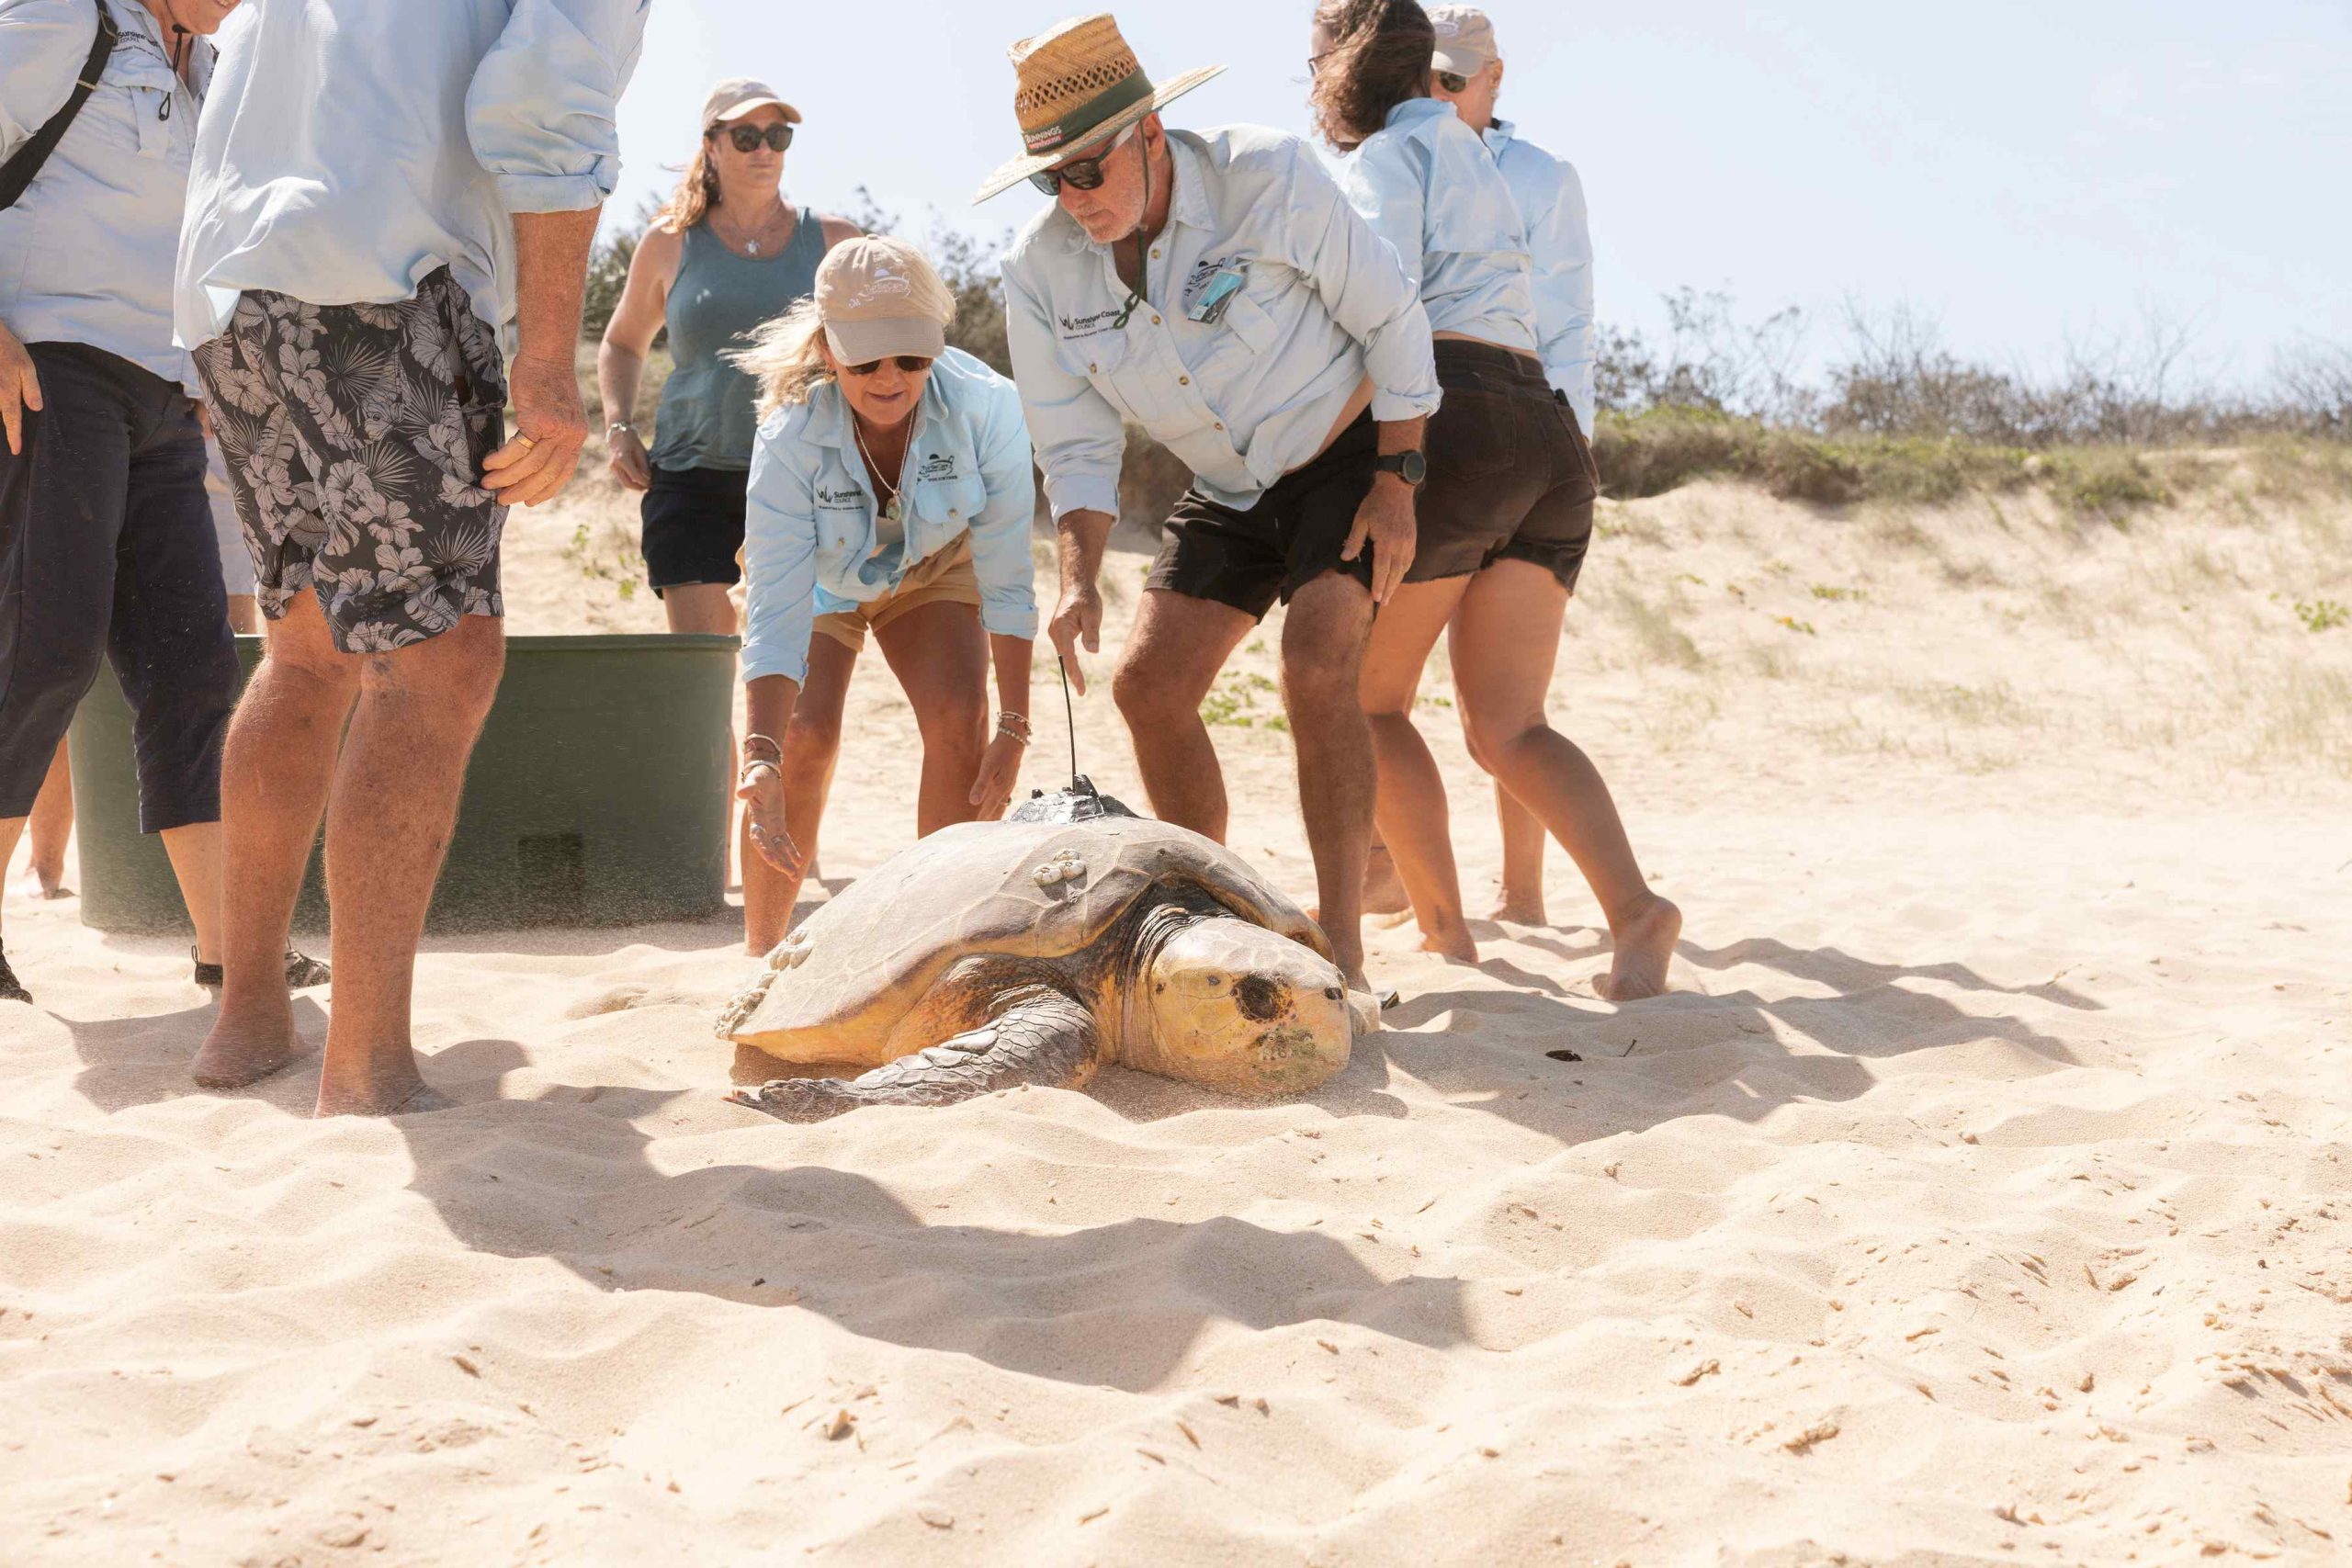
[852,416,902,525]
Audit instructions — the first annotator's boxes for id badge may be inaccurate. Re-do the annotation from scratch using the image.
[1186,265,1247,324]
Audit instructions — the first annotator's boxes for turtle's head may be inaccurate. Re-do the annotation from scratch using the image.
[1131,913,1351,1097]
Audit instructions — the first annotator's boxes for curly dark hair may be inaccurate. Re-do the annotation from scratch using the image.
[1308,0,1437,152]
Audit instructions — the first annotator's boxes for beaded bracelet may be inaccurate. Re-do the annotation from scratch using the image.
[997,711,1033,745]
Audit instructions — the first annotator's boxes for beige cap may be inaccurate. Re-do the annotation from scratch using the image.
[1428,6,1498,75]
[815,236,954,365]
[701,77,802,130]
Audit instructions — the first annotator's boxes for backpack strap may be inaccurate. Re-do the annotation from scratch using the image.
[0,1,121,213]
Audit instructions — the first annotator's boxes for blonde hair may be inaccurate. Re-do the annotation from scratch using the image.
[652,140,720,233]
[732,298,834,416]
[731,243,960,418]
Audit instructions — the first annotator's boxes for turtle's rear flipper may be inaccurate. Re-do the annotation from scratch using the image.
[729,987,1099,1122]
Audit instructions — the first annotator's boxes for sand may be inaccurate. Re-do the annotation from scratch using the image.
[5,464,2351,1564]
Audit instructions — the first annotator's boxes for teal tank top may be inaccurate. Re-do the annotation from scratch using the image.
[648,205,827,472]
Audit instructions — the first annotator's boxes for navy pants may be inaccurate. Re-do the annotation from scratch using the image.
[0,343,237,831]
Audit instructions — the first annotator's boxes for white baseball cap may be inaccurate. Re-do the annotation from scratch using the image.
[1428,6,1498,75]
[701,78,801,131]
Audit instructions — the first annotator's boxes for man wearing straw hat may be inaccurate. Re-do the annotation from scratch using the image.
[984,13,1440,988]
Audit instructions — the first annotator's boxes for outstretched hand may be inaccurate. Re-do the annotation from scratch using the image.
[738,764,805,877]
[967,732,1026,820]
[1046,581,1102,696]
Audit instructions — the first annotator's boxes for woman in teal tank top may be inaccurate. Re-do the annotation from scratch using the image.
[598,79,857,638]
[597,79,857,942]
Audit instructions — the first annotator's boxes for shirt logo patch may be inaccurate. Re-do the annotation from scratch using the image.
[1057,307,1128,343]
[816,485,866,510]
[917,454,956,481]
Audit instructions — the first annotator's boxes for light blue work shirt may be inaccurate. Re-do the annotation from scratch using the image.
[1338,97,1538,357]
[0,0,211,393]
[741,349,1039,687]
[173,0,650,353]
[1001,126,1440,525]
[1486,117,1595,433]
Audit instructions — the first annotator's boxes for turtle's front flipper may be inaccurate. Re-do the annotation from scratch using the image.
[729,986,1098,1122]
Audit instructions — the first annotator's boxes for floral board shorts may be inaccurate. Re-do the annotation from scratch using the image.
[191,266,507,652]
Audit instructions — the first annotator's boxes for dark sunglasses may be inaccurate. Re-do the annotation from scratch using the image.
[711,122,793,153]
[1027,125,1136,195]
[841,355,935,377]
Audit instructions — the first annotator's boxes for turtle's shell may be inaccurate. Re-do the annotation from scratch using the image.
[727,815,1330,1064]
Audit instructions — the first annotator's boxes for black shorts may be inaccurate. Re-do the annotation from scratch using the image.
[1146,413,1377,618]
[1408,340,1598,592]
[640,463,748,594]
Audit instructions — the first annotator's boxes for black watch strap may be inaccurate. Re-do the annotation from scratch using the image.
[1373,449,1427,486]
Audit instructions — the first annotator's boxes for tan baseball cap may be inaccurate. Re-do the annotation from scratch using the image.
[1428,6,1498,75]
[701,77,802,130]
[814,236,954,365]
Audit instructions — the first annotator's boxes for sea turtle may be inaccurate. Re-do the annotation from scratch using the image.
[717,790,1354,1121]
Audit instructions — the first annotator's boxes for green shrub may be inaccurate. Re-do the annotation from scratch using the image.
[2043,450,2172,521]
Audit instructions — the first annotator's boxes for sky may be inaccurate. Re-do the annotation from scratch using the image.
[606,1,2352,387]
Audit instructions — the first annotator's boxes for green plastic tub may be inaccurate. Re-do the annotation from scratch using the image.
[69,634,740,935]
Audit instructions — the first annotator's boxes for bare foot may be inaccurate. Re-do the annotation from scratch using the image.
[1488,887,1547,926]
[1361,845,1409,917]
[1419,925,1479,964]
[319,1083,453,1118]
[190,1009,308,1089]
[1595,894,1681,1002]
[314,1051,436,1118]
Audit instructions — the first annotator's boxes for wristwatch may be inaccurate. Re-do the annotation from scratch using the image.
[1373,450,1427,486]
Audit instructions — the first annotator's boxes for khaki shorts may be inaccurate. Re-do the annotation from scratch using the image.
[813,535,983,653]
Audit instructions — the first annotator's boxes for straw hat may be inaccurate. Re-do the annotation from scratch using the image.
[971,14,1225,202]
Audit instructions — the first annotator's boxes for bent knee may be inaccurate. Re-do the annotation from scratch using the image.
[1463,710,1548,767]
[1111,656,1186,725]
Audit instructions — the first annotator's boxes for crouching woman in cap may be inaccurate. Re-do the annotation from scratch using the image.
[731,237,1040,952]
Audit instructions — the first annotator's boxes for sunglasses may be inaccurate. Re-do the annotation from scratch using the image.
[1028,123,1138,196]
[841,355,935,377]
[711,122,793,153]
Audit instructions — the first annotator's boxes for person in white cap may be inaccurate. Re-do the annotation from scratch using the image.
[600,80,858,625]
[1428,3,1603,930]
[597,77,858,943]
[1314,0,1678,999]
[983,12,1442,991]
[730,237,1040,952]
